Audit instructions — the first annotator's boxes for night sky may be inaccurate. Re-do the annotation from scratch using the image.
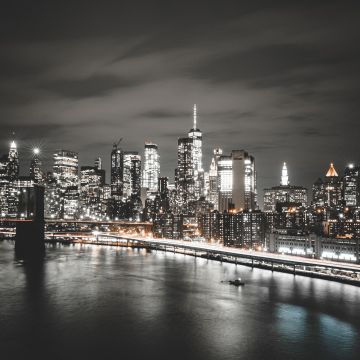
[1,1,360,206]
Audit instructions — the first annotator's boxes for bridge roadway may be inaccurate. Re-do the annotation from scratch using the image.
[0,218,152,226]
[90,232,360,274]
[45,219,152,226]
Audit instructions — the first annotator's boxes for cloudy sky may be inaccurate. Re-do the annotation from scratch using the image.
[1,1,360,205]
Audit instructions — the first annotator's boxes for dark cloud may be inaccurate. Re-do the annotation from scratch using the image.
[1,1,360,207]
[285,113,316,123]
[0,88,38,106]
[301,128,322,137]
[139,110,189,119]
[0,54,48,81]
[41,74,141,99]
[0,123,63,142]
[193,44,328,83]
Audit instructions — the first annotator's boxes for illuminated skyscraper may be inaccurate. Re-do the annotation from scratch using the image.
[123,151,142,199]
[281,162,289,186]
[7,140,19,181]
[324,162,342,208]
[218,150,257,212]
[174,104,205,213]
[342,164,359,207]
[0,154,8,180]
[218,155,233,212]
[312,177,326,208]
[0,155,8,216]
[30,148,44,184]
[208,148,223,210]
[80,164,106,220]
[111,143,123,198]
[142,142,160,192]
[188,104,203,197]
[188,105,203,172]
[44,173,60,219]
[95,157,102,171]
[53,150,79,219]
[176,137,195,213]
[53,150,79,188]
[232,150,257,211]
[312,163,342,209]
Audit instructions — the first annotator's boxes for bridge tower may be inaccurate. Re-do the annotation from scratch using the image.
[15,185,45,256]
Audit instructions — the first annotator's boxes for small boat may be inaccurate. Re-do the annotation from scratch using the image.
[229,278,245,286]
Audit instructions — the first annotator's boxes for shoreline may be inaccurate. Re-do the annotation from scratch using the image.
[2,236,359,287]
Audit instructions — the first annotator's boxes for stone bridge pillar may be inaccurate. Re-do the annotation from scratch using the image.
[15,185,45,256]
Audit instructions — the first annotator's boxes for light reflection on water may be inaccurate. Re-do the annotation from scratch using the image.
[0,241,359,360]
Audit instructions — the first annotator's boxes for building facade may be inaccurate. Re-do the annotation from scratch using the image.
[176,137,195,213]
[123,151,142,199]
[142,142,160,192]
[111,143,124,199]
[29,148,44,184]
[53,150,79,219]
[343,164,360,207]
[269,231,359,263]
[218,150,257,212]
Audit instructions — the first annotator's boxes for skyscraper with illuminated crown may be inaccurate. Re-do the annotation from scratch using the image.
[7,140,19,181]
[188,104,204,198]
[264,162,307,212]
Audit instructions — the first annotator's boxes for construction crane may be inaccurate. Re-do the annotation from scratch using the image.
[113,137,123,148]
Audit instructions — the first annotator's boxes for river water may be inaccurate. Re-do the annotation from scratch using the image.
[1,240,360,360]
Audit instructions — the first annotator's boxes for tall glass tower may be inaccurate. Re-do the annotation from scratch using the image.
[343,164,360,207]
[123,151,141,198]
[188,104,203,173]
[53,150,79,219]
[188,104,203,198]
[142,142,160,192]
[218,150,257,212]
[111,144,123,198]
[30,148,44,184]
[176,137,195,213]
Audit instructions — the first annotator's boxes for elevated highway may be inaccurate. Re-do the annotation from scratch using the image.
[43,231,360,286]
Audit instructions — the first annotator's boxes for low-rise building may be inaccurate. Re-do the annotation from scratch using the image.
[269,231,359,263]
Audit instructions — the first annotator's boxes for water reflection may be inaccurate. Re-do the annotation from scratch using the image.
[0,241,359,360]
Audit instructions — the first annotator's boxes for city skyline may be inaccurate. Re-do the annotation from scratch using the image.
[0,122,354,208]
[1,1,360,199]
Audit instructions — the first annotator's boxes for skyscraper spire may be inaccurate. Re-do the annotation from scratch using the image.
[7,136,19,181]
[193,104,197,130]
[326,162,338,177]
[10,131,16,147]
[186,104,203,200]
[281,162,289,186]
